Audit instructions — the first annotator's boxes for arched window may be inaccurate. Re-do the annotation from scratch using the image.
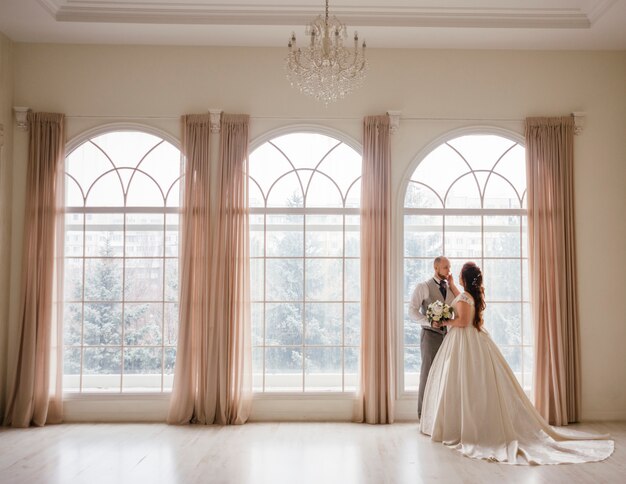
[63,129,182,393]
[402,133,532,394]
[249,131,361,392]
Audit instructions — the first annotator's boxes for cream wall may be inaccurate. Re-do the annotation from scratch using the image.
[0,32,14,420]
[6,43,626,421]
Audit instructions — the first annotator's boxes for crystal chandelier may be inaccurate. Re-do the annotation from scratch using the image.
[286,0,368,105]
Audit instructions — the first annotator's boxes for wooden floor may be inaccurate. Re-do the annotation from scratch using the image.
[0,421,624,484]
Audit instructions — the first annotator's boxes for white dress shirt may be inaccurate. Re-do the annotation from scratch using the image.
[408,276,445,326]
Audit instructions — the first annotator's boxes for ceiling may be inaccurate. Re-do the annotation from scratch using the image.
[1,0,625,49]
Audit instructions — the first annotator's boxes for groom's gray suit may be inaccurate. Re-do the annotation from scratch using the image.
[409,277,456,418]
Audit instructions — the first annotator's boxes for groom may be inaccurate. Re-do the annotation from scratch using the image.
[409,256,458,419]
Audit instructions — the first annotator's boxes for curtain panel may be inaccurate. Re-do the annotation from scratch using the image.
[525,116,580,425]
[3,112,65,427]
[356,115,395,424]
[168,113,251,425]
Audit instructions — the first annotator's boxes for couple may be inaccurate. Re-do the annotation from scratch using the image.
[410,257,614,465]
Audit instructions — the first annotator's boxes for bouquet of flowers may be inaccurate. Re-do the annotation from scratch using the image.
[426,300,454,327]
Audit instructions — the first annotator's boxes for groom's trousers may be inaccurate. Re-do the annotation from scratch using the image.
[418,329,445,419]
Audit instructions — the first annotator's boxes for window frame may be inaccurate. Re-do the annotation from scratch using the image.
[396,126,531,399]
[248,125,363,396]
[62,123,182,396]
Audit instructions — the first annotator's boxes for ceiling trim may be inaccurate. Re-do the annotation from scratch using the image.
[37,1,601,29]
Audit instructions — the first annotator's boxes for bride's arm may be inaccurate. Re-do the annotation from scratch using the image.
[444,300,471,328]
[447,274,461,298]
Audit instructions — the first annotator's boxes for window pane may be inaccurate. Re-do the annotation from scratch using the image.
[404,258,431,301]
[165,213,179,257]
[250,258,264,302]
[126,171,165,207]
[124,258,164,301]
[253,347,263,392]
[404,215,443,257]
[251,303,263,346]
[344,303,361,346]
[164,303,178,346]
[65,213,84,256]
[305,174,344,208]
[266,214,303,257]
[63,303,82,346]
[250,213,264,257]
[500,346,522,379]
[126,213,164,257]
[266,173,304,208]
[484,215,521,257]
[305,214,343,257]
[85,213,123,257]
[404,182,442,209]
[305,347,342,391]
[483,303,521,346]
[63,347,81,391]
[83,302,122,345]
[266,259,303,301]
[266,303,302,345]
[483,259,521,301]
[82,347,121,392]
[306,259,342,301]
[404,303,420,345]
[444,215,481,258]
[345,215,360,257]
[124,303,163,346]
[344,258,360,302]
[84,259,123,301]
[315,143,361,197]
[404,347,421,392]
[123,347,163,392]
[445,174,481,209]
[483,175,522,209]
[265,347,303,392]
[305,303,342,345]
[64,258,83,301]
[411,143,470,200]
[164,258,179,302]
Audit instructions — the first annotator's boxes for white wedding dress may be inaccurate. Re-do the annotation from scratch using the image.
[419,292,614,465]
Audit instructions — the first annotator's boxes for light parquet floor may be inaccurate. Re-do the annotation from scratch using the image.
[0,421,624,484]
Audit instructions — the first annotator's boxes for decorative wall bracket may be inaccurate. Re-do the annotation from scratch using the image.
[209,109,222,133]
[13,107,30,130]
[387,110,401,134]
[572,111,586,135]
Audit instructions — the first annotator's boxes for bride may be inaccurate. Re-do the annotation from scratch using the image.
[419,262,614,465]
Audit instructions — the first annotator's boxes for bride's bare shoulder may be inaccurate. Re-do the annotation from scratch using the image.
[457,292,475,306]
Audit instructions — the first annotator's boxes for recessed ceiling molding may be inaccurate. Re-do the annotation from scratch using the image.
[38,1,599,29]
[587,0,618,24]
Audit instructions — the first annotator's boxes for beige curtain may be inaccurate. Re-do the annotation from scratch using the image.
[167,113,251,425]
[525,116,580,425]
[3,112,65,427]
[356,115,395,424]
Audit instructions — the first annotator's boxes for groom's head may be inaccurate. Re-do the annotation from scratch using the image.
[433,256,451,280]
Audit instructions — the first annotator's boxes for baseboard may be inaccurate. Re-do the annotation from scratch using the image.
[63,395,169,422]
[580,410,626,422]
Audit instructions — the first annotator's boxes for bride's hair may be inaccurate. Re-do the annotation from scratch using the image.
[461,262,486,330]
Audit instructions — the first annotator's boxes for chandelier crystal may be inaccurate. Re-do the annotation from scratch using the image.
[286,0,368,105]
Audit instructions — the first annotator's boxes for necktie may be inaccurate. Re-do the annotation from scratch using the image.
[439,280,447,299]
